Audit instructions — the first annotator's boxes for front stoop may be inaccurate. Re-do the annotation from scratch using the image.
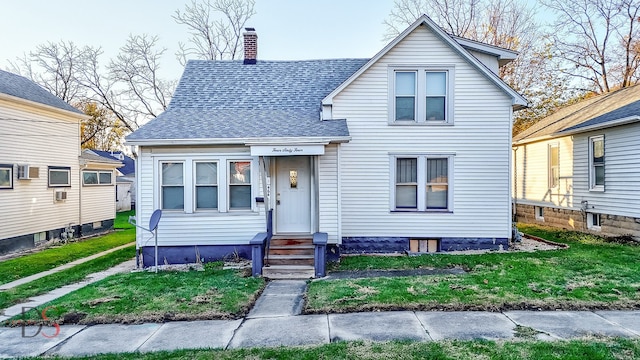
[263,236,315,279]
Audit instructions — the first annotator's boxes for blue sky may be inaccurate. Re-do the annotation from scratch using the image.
[0,0,395,80]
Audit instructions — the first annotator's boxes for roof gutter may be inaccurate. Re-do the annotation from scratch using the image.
[125,136,352,147]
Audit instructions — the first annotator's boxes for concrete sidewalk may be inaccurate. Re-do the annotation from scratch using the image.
[2,280,640,358]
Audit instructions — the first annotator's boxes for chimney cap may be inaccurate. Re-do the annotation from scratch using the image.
[245,27,256,32]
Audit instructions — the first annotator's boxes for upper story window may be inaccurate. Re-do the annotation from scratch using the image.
[48,167,71,187]
[0,164,13,189]
[548,143,559,188]
[390,67,453,124]
[161,162,184,210]
[392,154,453,212]
[589,136,604,191]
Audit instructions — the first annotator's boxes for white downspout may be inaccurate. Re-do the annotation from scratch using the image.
[337,144,342,243]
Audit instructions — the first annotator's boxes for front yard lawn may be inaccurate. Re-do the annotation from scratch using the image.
[21,338,640,360]
[307,224,640,313]
[13,264,265,324]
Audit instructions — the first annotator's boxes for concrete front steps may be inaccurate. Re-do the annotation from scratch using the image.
[262,235,315,279]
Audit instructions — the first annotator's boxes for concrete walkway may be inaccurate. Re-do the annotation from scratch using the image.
[0,242,135,291]
[3,280,640,358]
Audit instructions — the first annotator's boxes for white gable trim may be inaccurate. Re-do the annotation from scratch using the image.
[321,14,527,109]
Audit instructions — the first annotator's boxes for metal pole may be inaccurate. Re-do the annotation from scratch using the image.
[154,227,158,273]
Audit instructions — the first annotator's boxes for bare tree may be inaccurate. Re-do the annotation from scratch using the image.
[173,0,256,64]
[542,0,640,93]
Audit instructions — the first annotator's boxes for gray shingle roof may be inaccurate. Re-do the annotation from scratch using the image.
[514,84,640,142]
[127,59,369,141]
[0,69,82,114]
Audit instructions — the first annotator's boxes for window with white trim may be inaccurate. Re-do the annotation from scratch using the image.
[589,136,604,191]
[548,143,559,188]
[48,167,71,187]
[0,164,12,189]
[229,161,251,210]
[82,170,113,186]
[390,67,453,124]
[587,213,601,230]
[195,162,218,210]
[161,162,184,210]
[392,155,453,211]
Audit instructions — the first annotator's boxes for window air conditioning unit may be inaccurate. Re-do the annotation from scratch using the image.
[18,165,39,179]
[55,190,68,201]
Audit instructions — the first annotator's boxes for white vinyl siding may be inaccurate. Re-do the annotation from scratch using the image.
[0,98,82,241]
[136,147,265,247]
[318,144,339,243]
[514,123,640,219]
[332,24,513,239]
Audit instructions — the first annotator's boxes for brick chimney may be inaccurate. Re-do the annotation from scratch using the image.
[243,27,257,64]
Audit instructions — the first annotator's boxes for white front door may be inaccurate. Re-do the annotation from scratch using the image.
[276,156,311,233]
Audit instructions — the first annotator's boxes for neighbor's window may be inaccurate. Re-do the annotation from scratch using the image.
[229,161,251,210]
[548,144,559,188]
[195,162,218,210]
[393,155,453,211]
[0,164,12,189]
[425,72,447,121]
[395,158,418,209]
[48,167,71,187]
[589,136,604,190]
[161,162,184,210]
[395,71,417,121]
[82,170,113,185]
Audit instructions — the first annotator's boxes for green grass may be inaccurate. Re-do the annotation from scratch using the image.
[12,264,264,324]
[21,338,640,360]
[114,210,135,229]
[307,224,640,313]
[0,246,135,311]
[0,211,135,285]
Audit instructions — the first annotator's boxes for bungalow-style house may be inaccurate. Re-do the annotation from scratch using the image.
[85,150,136,211]
[126,15,527,277]
[513,85,640,238]
[0,69,121,254]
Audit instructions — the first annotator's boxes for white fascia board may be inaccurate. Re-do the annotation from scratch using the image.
[125,136,351,147]
[321,14,527,108]
[453,36,519,60]
[0,93,89,121]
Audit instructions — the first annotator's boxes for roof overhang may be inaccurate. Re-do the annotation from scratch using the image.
[321,14,527,109]
[452,36,519,67]
[0,93,89,121]
[125,136,351,147]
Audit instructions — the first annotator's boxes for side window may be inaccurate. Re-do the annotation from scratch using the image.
[426,158,448,209]
[395,158,418,209]
[83,171,113,185]
[161,162,184,210]
[393,155,452,212]
[48,167,71,187]
[589,136,604,190]
[0,164,13,189]
[548,144,559,188]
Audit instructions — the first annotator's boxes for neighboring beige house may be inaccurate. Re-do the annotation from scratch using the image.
[513,85,640,238]
[0,69,121,254]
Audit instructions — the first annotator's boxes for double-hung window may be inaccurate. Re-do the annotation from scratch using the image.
[0,164,12,189]
[83,170,113,186]
[229,161,251,210]
[391,67,453,124]
[48,167,71,187]
[589,136,604,191]
[195,162,218,210]
[392,155,453,211]
[161,162,184,210]
[548,144,559,188]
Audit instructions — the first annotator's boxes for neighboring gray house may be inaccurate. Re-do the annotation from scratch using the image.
[127,16,526,277]
[513,85,640,238]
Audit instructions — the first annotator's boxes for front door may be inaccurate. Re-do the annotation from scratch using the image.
[276,156,311,233]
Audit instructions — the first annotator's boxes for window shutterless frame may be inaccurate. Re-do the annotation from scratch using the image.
[548,143,559,188]
[228,160,252,210]
[160,161,185,210]
[48,166,71,187]
[194,161,219,210]
[0,164,13,189]
[390,154,454,212]
[589,135,604,191]
[82,170,113,186]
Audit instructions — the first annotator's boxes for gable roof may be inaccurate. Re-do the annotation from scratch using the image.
[0,69,82,114]
[127,59,368,145]
[87,150,135,175]
[322,14,527,109]
[80,150,123,167]
[514,84,640,144]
